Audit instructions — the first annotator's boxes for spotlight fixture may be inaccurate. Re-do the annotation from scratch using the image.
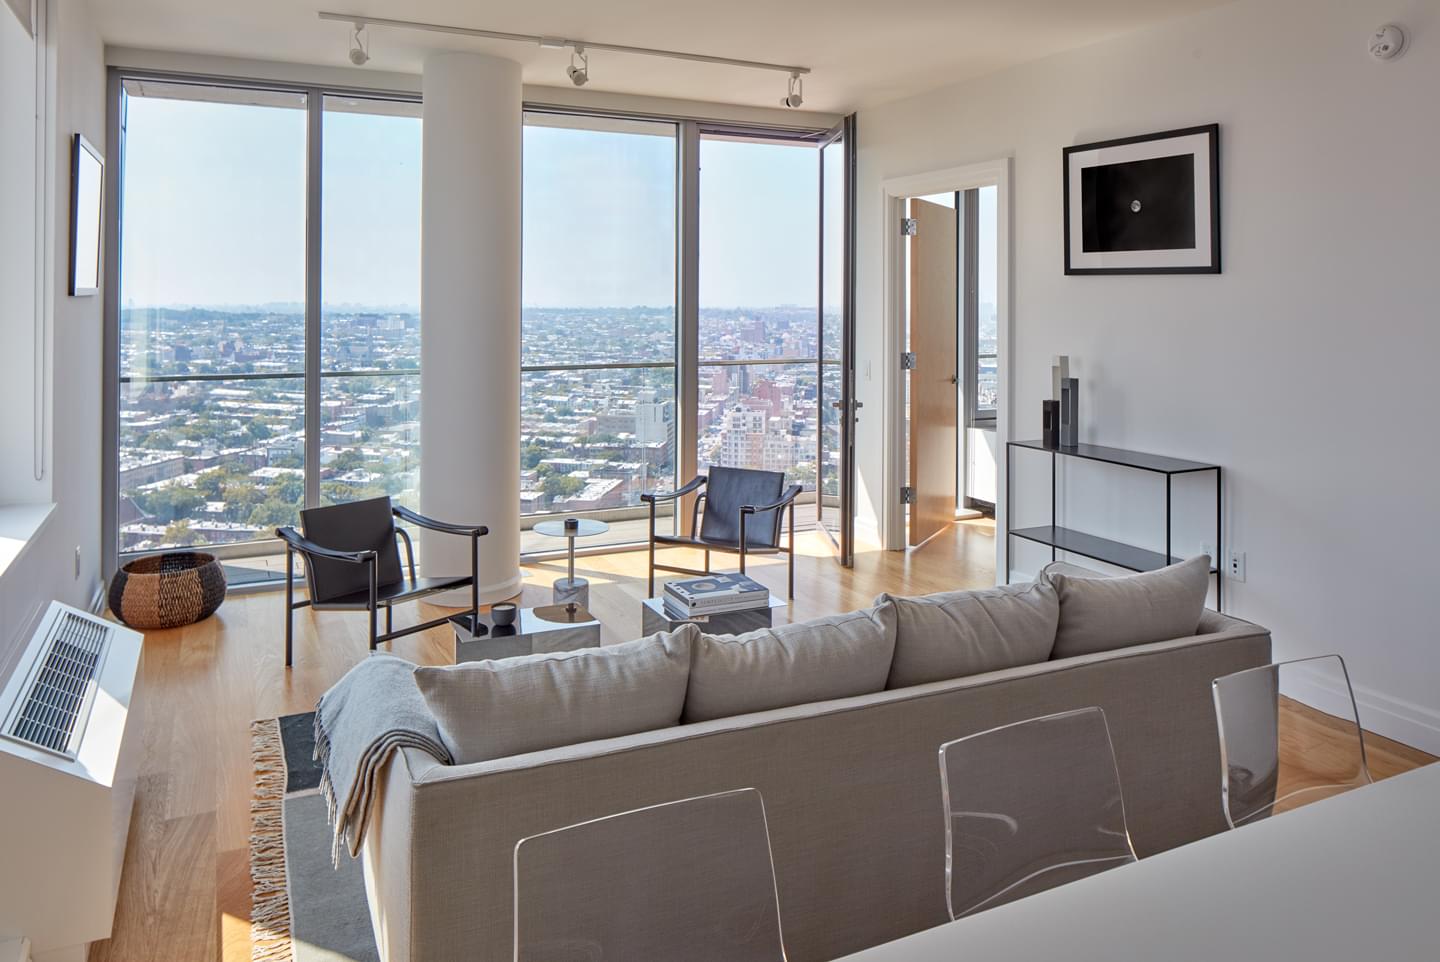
[348,21,370,66]
[780,72,803,109]
[566,45,589,86]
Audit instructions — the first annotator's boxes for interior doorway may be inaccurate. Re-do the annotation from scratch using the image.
[902,186,1000,548]
[881,160,1010,576]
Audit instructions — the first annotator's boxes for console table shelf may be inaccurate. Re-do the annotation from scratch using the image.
[1005,441,1223,608]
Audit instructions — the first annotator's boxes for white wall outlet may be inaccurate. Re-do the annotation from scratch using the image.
[1227,550,1246,582]
[1201,543,1216,564]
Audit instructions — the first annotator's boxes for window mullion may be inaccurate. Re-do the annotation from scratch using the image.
[303,87,323,510]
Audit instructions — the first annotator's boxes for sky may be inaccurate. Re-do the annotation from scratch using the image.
[120,92,826,312]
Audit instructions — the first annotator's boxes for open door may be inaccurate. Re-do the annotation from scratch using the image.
[907,198,958,546]
[817,116,856,566]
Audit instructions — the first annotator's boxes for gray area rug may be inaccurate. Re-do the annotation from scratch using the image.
[252,712,379,962]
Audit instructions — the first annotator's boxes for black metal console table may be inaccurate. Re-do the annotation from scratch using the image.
[1004,440,1223,609]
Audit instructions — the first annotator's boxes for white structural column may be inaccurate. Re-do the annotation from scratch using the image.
[421,52,523,603]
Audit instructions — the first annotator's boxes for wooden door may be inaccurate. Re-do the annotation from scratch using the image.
[908,198,958,547]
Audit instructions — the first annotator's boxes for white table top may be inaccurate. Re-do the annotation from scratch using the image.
[837,762,1440,962]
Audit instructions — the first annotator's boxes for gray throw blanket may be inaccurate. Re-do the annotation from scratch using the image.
[315,654,452,863]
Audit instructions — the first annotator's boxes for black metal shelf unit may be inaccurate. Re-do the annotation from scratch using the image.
[1004,440,1223,610]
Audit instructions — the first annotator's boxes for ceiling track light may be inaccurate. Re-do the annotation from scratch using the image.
[781,72,803,109]
[318,11,811,95]
[567,45,589,87]
[348,21,370,66]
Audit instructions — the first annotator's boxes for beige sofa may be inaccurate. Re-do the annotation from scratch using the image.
[361,578,1269,962]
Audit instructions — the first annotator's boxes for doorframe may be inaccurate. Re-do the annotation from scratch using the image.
[879,158,1012,582]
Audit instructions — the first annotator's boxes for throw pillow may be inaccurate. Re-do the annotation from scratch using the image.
[414,625,697,764]
[1045,555,1211,659]
[876,580,1059,689]
[682,602,898,723]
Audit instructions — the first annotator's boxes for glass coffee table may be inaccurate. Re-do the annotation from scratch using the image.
[532,518,609,607]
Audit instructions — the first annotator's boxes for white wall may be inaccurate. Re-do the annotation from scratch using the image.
[855,0,1440,750]
[0,0,106,680]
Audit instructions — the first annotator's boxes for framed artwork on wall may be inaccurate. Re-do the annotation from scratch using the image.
[1063,123,1220,275]
[69,133,104,296]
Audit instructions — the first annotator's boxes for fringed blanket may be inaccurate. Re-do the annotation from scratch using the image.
[314,654,452,863]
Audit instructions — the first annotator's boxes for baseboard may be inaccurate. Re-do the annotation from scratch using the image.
[1282,669,1440,757]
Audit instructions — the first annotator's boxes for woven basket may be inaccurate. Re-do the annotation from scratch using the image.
[109,551,227,630]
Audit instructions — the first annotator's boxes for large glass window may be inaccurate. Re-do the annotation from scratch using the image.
[520,114,678,551]
[320,96,422,508]
[117,82,308,553]
[114,81,423,566]
[698,136,820,508]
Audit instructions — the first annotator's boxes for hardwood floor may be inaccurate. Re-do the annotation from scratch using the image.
[86,518,1431,960]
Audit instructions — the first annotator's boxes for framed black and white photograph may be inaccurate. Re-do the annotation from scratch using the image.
[1063,124,1219,275]
[69,133,104,296]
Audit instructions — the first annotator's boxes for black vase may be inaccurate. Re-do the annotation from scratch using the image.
[1042,400,1060,448]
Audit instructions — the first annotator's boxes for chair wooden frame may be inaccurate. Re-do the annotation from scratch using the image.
[275,504,487,667]
[641,475,803,599]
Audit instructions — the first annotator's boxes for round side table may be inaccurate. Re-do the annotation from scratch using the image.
[532,518,610,607]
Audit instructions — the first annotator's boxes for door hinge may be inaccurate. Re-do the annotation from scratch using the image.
[901,217,918,236]
[900,486,916,505]
[901,352,917,370]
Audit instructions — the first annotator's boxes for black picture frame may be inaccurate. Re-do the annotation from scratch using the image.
[69,133,104,297]
[1063,123,1220,275]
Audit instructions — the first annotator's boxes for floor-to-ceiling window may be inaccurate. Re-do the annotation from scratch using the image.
[112,78,422,577]
[697,133,820,523]
[320,96,422,508]
[519,114,678,552]
[117,82,309,556]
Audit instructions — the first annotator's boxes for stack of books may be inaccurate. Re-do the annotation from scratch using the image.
[663,574,770,620]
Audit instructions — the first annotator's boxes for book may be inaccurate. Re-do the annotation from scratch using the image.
[663,573,769,614]
[661,595,770,621]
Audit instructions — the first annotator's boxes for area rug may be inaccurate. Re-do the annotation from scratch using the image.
[251,713,379,962]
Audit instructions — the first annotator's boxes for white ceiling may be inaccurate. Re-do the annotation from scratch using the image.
[94,0,1235,113]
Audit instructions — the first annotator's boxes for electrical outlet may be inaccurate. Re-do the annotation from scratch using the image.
[1227,550,1246,582]
[1201,543,1216,565]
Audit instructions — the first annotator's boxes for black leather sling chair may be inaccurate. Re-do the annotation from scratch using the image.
[642,466,803,599]
[276,496,487,667]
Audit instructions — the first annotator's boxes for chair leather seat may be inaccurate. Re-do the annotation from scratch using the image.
[652,533,783,554]
[310,574,473,611]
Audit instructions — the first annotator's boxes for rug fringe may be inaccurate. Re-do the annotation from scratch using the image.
[250,718,295,962]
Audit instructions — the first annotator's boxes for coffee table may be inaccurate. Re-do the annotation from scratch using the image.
[641,594,788,636]
[450,603,601,662]
[532,518,610,607]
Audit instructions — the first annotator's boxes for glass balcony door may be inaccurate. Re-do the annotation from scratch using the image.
[818,118,856,565]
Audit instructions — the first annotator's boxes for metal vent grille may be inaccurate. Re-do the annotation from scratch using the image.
[3,612,111,758]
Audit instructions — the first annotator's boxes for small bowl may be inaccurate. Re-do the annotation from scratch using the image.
[490,602,518,627]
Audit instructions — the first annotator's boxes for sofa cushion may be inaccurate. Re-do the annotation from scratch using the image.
[1044,555,1211,659]
[415,625,697,764]
[683,603,898,723]
[876,580,1059,689]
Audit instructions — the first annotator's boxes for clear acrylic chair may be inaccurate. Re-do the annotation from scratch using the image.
[513,788,787,962]
[939,707,1137,919]
[1212,654,1372,829]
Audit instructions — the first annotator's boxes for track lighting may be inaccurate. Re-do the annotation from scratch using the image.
[781,72,803,109]
[319,13,812,96]
[348,22,370,66]
[566,46,589,86]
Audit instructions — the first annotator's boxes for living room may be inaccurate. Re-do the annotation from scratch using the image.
[1,0,1436,959]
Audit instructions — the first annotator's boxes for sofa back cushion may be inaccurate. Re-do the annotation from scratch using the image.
[1045,555,1211,659]
[415,626,697,764]
[683,603,898,723]
[876,581,1059,689]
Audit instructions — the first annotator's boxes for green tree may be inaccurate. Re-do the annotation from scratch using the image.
[162,520,203,546]
[542,475,584,499]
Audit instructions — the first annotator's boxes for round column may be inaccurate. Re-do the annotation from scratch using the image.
[421,51,523,603]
